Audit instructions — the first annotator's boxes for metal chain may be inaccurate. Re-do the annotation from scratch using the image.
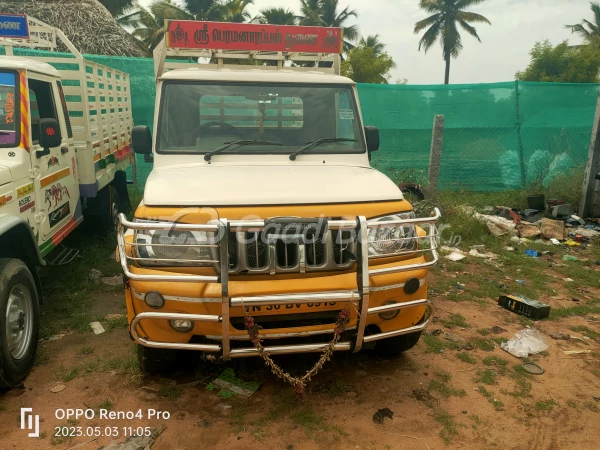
[244,306,351,396]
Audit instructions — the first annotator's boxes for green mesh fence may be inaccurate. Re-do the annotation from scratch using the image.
[360,81,599,191]
[2,48,598,191]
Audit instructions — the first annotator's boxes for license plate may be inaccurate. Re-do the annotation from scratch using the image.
[247,302,338,314]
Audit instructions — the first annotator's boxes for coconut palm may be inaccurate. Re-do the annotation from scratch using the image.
[566,2,600,47]
[120,0,191,52]
[182,0,226,21]
[259,7,298,25]
[360,34,385,56]
[414,0,491,84]
[299,0,322,26]
[222,0,254,23]
[99,0,136,17]
[299,0,359,52]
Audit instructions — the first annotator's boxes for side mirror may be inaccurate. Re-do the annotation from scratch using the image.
[36,118,62,158]
[364,126,380,153]
[132,125,152,155]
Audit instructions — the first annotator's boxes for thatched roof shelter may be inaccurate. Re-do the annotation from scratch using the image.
[0,0,147,57]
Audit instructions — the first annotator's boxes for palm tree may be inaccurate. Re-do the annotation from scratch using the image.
[300,0,322,26]
[566,2,600,47]
[414,0,491,84]
[300,0,359,52]
[259,7,298,25]
[182,0,226,21]
[99,0,136,17]
[222,0,254,23]
[360,34,385,56]
[120,0,191,52]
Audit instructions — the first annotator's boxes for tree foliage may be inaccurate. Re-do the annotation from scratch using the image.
[566,1,600,48]
[259,7,298,25]
[299,0,359,52]
[99,0,135,17]
[515,40,600,83]
[341,44,395,84]
[414,0,491,84]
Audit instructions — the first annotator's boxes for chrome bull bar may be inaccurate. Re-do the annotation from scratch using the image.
[129,298,435,358]
[117,209,440,359]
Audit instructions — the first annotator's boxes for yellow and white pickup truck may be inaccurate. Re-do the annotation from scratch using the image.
[117,20,439,372]
[0,15,133,387]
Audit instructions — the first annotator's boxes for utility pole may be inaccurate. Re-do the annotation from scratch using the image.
[579,88,600,218]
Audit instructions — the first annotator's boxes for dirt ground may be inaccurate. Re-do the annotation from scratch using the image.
[1,236,600,449]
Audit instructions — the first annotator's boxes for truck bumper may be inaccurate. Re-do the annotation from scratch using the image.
[118,211,440,360]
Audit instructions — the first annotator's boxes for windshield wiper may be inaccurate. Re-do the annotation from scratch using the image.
[204,140,282,161]
[289,138,358,161]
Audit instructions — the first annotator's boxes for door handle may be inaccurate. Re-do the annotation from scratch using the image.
[61,146,69,154]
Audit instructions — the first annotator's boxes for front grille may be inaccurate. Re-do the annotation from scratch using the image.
[220,229,357,275]
[306,240,325,266]
[245,232,268,269]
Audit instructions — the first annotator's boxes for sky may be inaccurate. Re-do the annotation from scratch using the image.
[137,0,591,85]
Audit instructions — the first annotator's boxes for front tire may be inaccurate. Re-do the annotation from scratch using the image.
[137,345,177,374]
[0,259,40,388]
[375,331,422,356]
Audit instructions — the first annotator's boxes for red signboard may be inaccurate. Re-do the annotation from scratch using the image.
[165,21,343,54]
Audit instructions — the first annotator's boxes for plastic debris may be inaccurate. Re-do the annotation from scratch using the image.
[571,215,586,226]
[564,239,581,247]
[206,368,261,398]
[563,255,578,261]
[524,249,538,258]
[550,238,561,245]
[89,322,105,335]
[468,249,498,258]
[505,246,515,251]
[575,228,600,238]
[445,252,466,262]
[501,329,550,358]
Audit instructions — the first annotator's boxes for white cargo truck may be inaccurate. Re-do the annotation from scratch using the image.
[0,15,134,387]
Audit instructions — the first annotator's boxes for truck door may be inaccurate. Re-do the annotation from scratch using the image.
[28,75,77,242]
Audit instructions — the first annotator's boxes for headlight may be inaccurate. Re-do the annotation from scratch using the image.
[368,212,417,257]
[134,220,215,266]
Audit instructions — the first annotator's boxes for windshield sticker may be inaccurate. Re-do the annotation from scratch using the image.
[339,109,354,120]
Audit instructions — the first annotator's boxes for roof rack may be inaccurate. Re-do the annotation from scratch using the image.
[0,14,82,58]
[154,20,343,78]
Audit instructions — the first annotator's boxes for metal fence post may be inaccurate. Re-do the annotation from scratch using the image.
[579,88,600,218]
[515,80,527,187]
[427,115,445,200]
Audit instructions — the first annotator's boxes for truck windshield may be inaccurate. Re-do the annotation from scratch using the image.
[157,82,365,155]
[0,71,18,147]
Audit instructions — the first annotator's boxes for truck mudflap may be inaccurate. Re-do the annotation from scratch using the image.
[116,209,440,360]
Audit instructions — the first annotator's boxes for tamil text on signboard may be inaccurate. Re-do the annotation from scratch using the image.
[166,21,342,54]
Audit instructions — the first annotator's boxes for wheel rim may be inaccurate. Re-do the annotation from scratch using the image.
[6,284,33,360]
